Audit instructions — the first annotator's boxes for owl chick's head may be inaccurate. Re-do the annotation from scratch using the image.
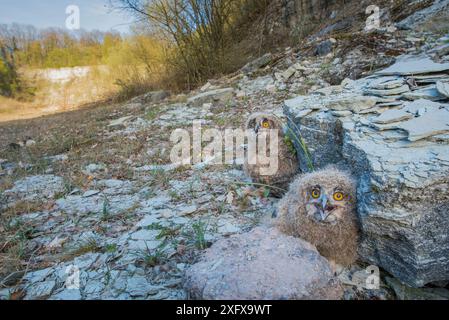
[297,166,356,224]
[246,113,282,133]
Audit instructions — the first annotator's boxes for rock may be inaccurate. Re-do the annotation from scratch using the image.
[241,53,273,74]
[108,116,134,128]
[185,227,343,300]
[364,85,410,97]
[130,229,160,241]
[176,204,198,216]
[394,108,449,141]
[436,81,449,98]
[136,215,160,228]
[376,55,449,76]
[82,190,101,198]
[126,276,159,297]
[187,88,234,107]
[82,163,106,175]
[373,109,414,124]
[402,99,441,115]
[142,91,170,103]
[284,93,378,114]
[284,91,449,287]
[4,175,65,203]
[396,0,449,30]
[238,75,274,94]
[385,277,449,300]
[314,40,334,56]
[276,65,297,81]
[402,85,446,101]
[49,289,82,300]
[25,280,56,299]
[56,194,139,216]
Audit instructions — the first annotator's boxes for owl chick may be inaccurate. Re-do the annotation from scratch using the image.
[244,113,299,197]
[276,166,359,267]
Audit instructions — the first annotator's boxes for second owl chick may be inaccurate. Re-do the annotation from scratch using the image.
[276,166,359,267]
[244,113,299,197]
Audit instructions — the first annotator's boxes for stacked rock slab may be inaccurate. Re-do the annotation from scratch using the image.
[284,53,449,287]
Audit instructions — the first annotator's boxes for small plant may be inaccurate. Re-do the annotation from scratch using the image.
[101,197,110,221]
[104,243,118,253]
[64,237,103,260]
[139,243,168,267]
[191,220,208,250]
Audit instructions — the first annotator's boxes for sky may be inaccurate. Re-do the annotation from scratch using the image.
[0,0,134,33]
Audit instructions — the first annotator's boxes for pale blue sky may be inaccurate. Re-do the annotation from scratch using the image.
[0,0,133,33]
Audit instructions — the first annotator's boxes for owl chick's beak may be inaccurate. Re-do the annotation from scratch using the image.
[254,123,260,133]
[318,195,334,221]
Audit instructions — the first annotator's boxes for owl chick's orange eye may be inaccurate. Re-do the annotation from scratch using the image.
[311,189,320,199]
[262,120,270,129]
[333,192,344,201]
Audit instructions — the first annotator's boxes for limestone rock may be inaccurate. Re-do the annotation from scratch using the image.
[4,175,65,204]
[394,108,449,141]
[402,85,446,101]
[241,53,273,74]
[314,39,334,56]
[187,88,234,107]
[108,116,134,128]
[373,109,414,124]
[185,227,343,300]
[436,81,449,98]
[375,55,449,76]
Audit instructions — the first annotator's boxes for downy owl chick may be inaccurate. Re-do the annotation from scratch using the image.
[244,113,299,197]
[276,166,359,267]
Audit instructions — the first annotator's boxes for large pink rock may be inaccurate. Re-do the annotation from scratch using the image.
[185,227,343,300]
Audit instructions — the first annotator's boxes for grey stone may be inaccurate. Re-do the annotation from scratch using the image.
[128,239,162,251]
[376,55,449,76]
[314,40,334,56]
[402,99,441,115]
[396,0,449,30]
[108,116,134,128]
[56,194,139,216]
[373,109,414,124]
[25,280,57,299]
[395,108,449,141]
[176,204,198,216]
[364,84,410,97]
[130,229,160,241]
[49,289,82,300]
[185,227,343,300]
[126,276,158,297]
[436,81,449,98]
[136,215,160,228]
[4,175,65,203]
[402,85,446,101]
[187,88,234,107]
[284,94,378,114]
[241,53,273,74]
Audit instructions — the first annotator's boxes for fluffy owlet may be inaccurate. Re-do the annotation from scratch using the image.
[243,113,299,197]
[276,166,359,267]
